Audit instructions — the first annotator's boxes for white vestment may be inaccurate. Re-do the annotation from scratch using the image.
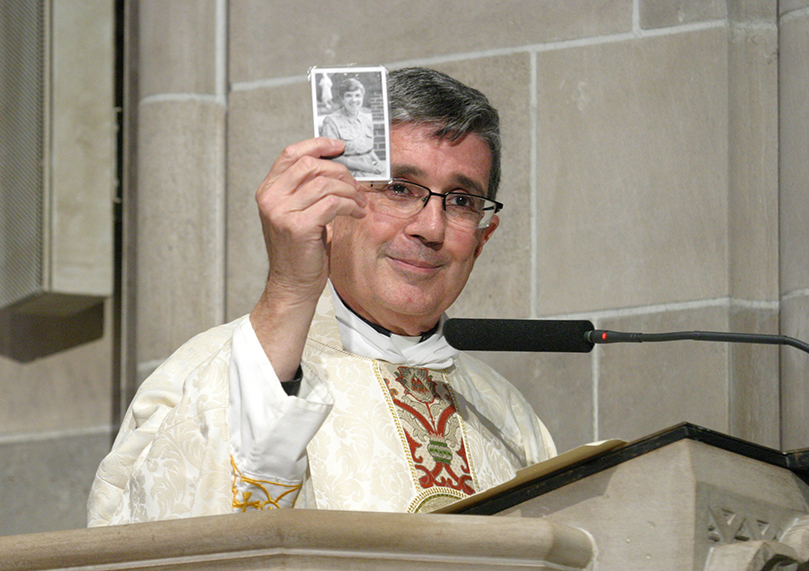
[87,288,555,525]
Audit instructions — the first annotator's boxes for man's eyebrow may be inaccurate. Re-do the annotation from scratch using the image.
[391,164,426,179]
[390,165,488,196]
[454,174,487,197]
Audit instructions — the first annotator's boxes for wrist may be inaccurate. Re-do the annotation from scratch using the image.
[250,285,320,384]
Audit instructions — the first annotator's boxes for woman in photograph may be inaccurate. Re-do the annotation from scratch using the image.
[320,77,384,178]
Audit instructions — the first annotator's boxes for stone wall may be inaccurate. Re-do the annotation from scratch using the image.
[779,0,809,451]
[2,0,807,536]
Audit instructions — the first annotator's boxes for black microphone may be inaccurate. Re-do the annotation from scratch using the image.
[444,319,809,355]
[444,318,595,353]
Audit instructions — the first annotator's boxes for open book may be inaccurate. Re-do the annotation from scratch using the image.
[433,439,626,514]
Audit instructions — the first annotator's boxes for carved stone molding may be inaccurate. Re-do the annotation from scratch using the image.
[704,516,809,571]
[704,540,801,571]
[708,506,783,545]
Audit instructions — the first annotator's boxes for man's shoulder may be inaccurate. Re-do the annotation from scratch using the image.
[453,351,509,384]
[180,316,247,353]
[451,351,537,413]
[451,351,555,463]
[450,351,522,401]
[140,316,248,390]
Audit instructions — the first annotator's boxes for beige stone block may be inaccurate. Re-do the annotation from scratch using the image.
[137,101,225,363]
[465,350,594,453]
[779,13,809,294]
[534,28,730,315]
[728,0,777,22]
[0,430,112,536]
[778,4,808,452]
[640,0,727,29]
[433,55,533,319]
[225,84,312,321]
[780,294,809,450]
[139,0,219,97]
[49,0,115,300]
[781,0,809,15]
[727,24,779,301]
[727,306,780,448]
[0,303,112,434]
[596,306,730,443]
[228,0,633,83]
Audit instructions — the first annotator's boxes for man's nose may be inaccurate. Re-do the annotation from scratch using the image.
[406,195,446,244]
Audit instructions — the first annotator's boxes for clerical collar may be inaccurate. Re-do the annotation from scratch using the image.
[328,281,458,369]
[334,290,440,342]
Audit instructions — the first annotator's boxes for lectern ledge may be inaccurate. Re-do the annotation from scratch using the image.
[1,424,807,571]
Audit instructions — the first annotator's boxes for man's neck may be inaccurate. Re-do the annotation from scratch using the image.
[332,288,439,342]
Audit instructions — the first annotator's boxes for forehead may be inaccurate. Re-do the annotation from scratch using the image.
[389,123,491,195]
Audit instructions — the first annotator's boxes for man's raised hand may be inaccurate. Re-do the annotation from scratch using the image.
[255,137,366,302]
[250,138,367,382]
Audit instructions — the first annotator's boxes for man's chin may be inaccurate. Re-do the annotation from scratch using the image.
[377,288,450,326]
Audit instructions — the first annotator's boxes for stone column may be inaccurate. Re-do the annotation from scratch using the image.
[779,1,809,450]
[135,0,227,383]
[726,1,780,446]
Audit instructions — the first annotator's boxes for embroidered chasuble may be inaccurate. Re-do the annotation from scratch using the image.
[290,288,554,513]
[88,287,555,525]
[381,364,477,509]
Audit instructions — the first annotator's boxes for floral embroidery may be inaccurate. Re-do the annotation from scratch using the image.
[381,365,475,495]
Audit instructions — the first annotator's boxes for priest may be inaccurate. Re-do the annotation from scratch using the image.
[87,67,556,525]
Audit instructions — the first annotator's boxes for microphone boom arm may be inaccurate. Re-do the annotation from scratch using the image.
[586,330,809,355]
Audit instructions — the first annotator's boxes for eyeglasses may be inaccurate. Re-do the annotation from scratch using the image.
[364,179,503,230]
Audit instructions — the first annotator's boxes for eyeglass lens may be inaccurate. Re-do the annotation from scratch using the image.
[366,180,497,229]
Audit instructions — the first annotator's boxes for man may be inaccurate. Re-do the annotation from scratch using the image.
[87,67,555,525]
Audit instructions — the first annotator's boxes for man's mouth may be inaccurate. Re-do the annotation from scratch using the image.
[388,255,443,273]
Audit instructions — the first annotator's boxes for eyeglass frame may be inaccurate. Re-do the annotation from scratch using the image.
[364,178,504,230]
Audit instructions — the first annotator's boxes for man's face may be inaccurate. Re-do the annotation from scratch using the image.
[329,123,499,335]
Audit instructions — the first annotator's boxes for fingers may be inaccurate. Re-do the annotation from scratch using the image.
[259,138,350,196]
[273,137,344,172]
[258,173,366,237]
[257,138,367,221]
[254,138,368,296]
[250,138,364,361]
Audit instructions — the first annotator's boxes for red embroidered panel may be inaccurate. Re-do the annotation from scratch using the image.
[381,365,475,495]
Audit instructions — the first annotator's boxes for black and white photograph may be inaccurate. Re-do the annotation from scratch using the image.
[310,66,390,181]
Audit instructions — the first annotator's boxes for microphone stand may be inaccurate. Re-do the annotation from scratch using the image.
[586,330,809,355]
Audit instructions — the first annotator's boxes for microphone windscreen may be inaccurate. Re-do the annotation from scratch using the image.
[444,318,595,353]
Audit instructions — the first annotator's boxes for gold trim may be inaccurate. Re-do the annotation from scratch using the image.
[407,487,467,513]
[230,456,302,511]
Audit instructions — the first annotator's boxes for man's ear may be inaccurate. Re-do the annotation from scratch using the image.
[473,214,499,259]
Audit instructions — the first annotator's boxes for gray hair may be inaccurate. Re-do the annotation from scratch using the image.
[388,67,502,200]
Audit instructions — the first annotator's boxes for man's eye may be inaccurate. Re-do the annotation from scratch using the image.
[449,194,469,207]
[386,182,416,197]
[447,193,480,211]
